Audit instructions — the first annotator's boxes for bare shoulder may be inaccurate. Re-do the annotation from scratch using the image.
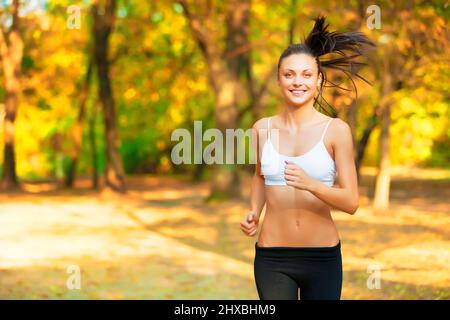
[252,117,270,130]
[331,117,351,132]
[329,117,353,145]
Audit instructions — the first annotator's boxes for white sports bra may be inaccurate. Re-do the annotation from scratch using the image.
[261,116,336,186]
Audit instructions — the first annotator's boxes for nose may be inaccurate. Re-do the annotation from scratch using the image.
[293,75,302,86]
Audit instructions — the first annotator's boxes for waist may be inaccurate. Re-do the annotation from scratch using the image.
[255,240,341,259]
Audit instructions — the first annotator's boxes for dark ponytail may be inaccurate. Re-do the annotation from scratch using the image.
[278,15,376,116]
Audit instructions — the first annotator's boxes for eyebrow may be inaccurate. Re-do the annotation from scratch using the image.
[284,68,312,72]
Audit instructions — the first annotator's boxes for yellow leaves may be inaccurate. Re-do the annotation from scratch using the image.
[435,16,447,29]
[186,78,207,92]
[343,10,358,22]
[169,105,183,125]
[172,37,183,54]
[151,92,159,102]
[124,88,137,100]
[157,140,165,151]
[32,30,41,40]
[52,50,78,69]
[119,114,128,127]
[397,38,412,51]
[39,14,51,31]
[159,155,172,173]
[143,32,155,50]
[159,68,173,82]
[389,92,449,165]
[252,1,266,17]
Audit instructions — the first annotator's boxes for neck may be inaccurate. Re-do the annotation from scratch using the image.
[281,99,318,130]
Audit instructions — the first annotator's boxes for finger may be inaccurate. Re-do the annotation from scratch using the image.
[286,180,297,187]
[240,223,255,232]
[241,220,255,229]
[284,161,296,167]
[240,220,249,228]
[285,168,297,174]
[284,174,297,181]
[244,228,256,236]
[284,168,295,174]
[245,228,255,236]
[240,226,249,234]
[240,224,250,232]
[286,163,301,170]
[248,214,259,224]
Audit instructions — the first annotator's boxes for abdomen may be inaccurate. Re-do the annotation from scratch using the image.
[258,186,340,247]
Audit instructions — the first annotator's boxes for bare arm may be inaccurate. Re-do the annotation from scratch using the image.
[249,121,266,218]
[250,173,266,218]
[241,120,267,237]
[309,119,359,214]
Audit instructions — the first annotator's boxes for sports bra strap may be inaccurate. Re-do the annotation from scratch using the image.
[320,118,333,141]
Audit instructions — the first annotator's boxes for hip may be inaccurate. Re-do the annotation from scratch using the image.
[254,239,342,263]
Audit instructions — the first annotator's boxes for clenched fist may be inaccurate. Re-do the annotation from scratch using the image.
[240,211,260,237]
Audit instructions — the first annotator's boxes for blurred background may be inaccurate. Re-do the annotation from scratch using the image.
[0,0,449,299]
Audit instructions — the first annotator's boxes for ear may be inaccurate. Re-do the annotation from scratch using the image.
[317,72,323,88]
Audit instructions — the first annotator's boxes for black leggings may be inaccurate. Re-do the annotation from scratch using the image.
[254,240,342,300]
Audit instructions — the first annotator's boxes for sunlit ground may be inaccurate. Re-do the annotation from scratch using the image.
[0,166,449,299]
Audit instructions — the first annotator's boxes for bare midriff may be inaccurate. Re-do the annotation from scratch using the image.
[257,185,340,248]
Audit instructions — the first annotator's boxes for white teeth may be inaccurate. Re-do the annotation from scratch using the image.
[290,90,306,96]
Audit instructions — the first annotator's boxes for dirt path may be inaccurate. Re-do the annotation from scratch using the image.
[0,167,449,299]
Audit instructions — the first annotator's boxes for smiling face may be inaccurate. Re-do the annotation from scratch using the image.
[277,53,322,107]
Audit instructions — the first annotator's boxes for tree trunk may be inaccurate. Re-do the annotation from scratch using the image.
[208,59,241,201]
[348,0,371,180]
[65,58,93,187]
[373,53,393,212]
[241,0,297,123]
[373,101,391,211]
[89,102,99,189]
[355,111,379,175]
[225,0,252,122]
[0,0,23,191]
[92,0,126,193]
[180,0,248,201]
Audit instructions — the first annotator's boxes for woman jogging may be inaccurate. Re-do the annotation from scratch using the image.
[240,15,375,300]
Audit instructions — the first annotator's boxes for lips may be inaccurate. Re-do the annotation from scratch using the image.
[289,89,307,97]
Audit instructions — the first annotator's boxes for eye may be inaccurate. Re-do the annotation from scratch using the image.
[304,73,312,78]
[284,73,293,78]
